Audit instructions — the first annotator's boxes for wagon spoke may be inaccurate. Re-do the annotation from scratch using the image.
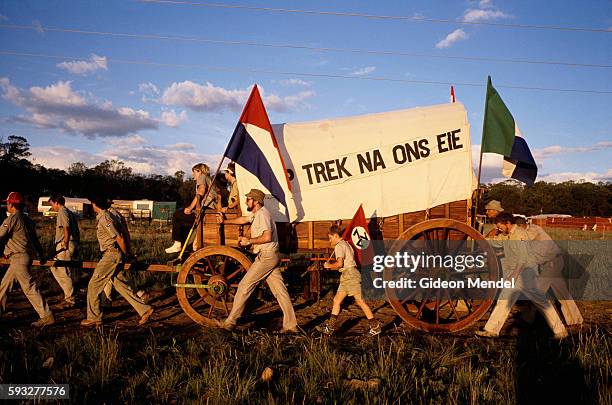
[222,297,229,316]
[219,255,229,275]
[445,290,461,321]
[205,257,216,274]
[435,291,440,324]
[206,298,217,318]
[415,294,430,319]
[226,267,244,281]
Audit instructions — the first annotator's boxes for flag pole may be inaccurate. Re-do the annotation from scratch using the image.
[473,76,490,229]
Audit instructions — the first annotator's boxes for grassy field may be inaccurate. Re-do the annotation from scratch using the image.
[1,324,609,404]
[0,218,609,404]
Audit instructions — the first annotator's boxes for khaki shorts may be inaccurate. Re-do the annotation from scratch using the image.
[337,267,362,297]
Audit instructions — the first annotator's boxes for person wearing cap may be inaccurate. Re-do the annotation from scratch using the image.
[214,188,298,333]
[220,162,240,214]
[166,163,219,254]
[0,192,54,327]
[48,194,80,309]
[515,217,583,326]
[475,213,568,340]
[484,200,505,238]
[81,196,153,327]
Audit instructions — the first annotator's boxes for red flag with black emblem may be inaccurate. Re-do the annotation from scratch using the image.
[341,204,373,268]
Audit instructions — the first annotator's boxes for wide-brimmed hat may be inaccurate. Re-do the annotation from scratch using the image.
[484,200,504,212]
[2,191,24,205]
[245,189,265,205]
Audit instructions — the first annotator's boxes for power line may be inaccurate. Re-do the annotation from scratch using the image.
[1,50,611,94]
[139,0,612,33]
[1,23,609,69]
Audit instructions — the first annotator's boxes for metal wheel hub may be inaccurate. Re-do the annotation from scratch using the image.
[207,274,228,297]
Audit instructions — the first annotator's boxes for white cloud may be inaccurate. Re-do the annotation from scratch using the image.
[536,169,612,184]
[472,143,612,184]
[161,109,188,128]
[463,8,511,22]
[57,54,108,75]
[138,82,160,102]
[280,78,311,87]
[160,81,315,113]
[436,29,468,48]
[532,141,612,160]
[1,77,158,138]
[350,66,376,76]
[478,0,493,8]
[30,138,222,175]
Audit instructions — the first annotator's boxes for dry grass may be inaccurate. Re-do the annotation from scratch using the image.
[1,326,609,404]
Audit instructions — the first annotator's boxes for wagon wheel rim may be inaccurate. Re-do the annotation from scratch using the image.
[176,246,252,326]
[385,219,500,333]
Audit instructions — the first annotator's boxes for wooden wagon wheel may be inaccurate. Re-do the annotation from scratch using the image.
[384,219,500,333]
[176,245,252,326]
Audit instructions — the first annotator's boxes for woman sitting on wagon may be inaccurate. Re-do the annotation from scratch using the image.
[165,163,219,254]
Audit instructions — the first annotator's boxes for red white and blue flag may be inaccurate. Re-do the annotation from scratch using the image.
[502,124,538,186]
[224,85,297,220]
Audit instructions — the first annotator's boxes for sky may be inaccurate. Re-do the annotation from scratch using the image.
[0,0,610,183]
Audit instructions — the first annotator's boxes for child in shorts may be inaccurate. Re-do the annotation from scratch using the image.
[319,225,381,336]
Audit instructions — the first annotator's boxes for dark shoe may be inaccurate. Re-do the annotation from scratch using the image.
[138,307,154,325]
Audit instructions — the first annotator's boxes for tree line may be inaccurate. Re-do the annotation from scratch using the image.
[2,135,611,217]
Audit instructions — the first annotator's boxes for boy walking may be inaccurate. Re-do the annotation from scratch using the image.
[319,225,381,336]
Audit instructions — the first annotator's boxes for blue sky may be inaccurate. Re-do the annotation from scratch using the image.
[0,0,610,183]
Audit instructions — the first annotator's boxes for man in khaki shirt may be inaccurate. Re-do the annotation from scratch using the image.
[0,192,54,327]
[516,218,583,326]
[81,196,153,327]
[214,188,297,333]
[477,213,567,339]
[49,194,79,308]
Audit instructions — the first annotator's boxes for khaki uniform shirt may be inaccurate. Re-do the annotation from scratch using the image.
[0,211,38,257]
[108,207,129,235]
[248,207,279,254]
[525,224,561,264]
[334,239,357,272]
[54,206,80,245]
[96,210,121,252]
[503,225,538,272]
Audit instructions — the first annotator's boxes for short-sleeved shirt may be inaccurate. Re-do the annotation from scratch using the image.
[525,224,561,264]
[96,210,121,252]
[0,211,38,256]
[195,173,217,208]
[108,207,129,235]
[334,239,357,271]
[54,206,80,244]
[247,206,278,254]
[503,225,538,272]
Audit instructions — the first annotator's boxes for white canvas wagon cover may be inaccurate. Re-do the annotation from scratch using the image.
[236,102,476,222]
